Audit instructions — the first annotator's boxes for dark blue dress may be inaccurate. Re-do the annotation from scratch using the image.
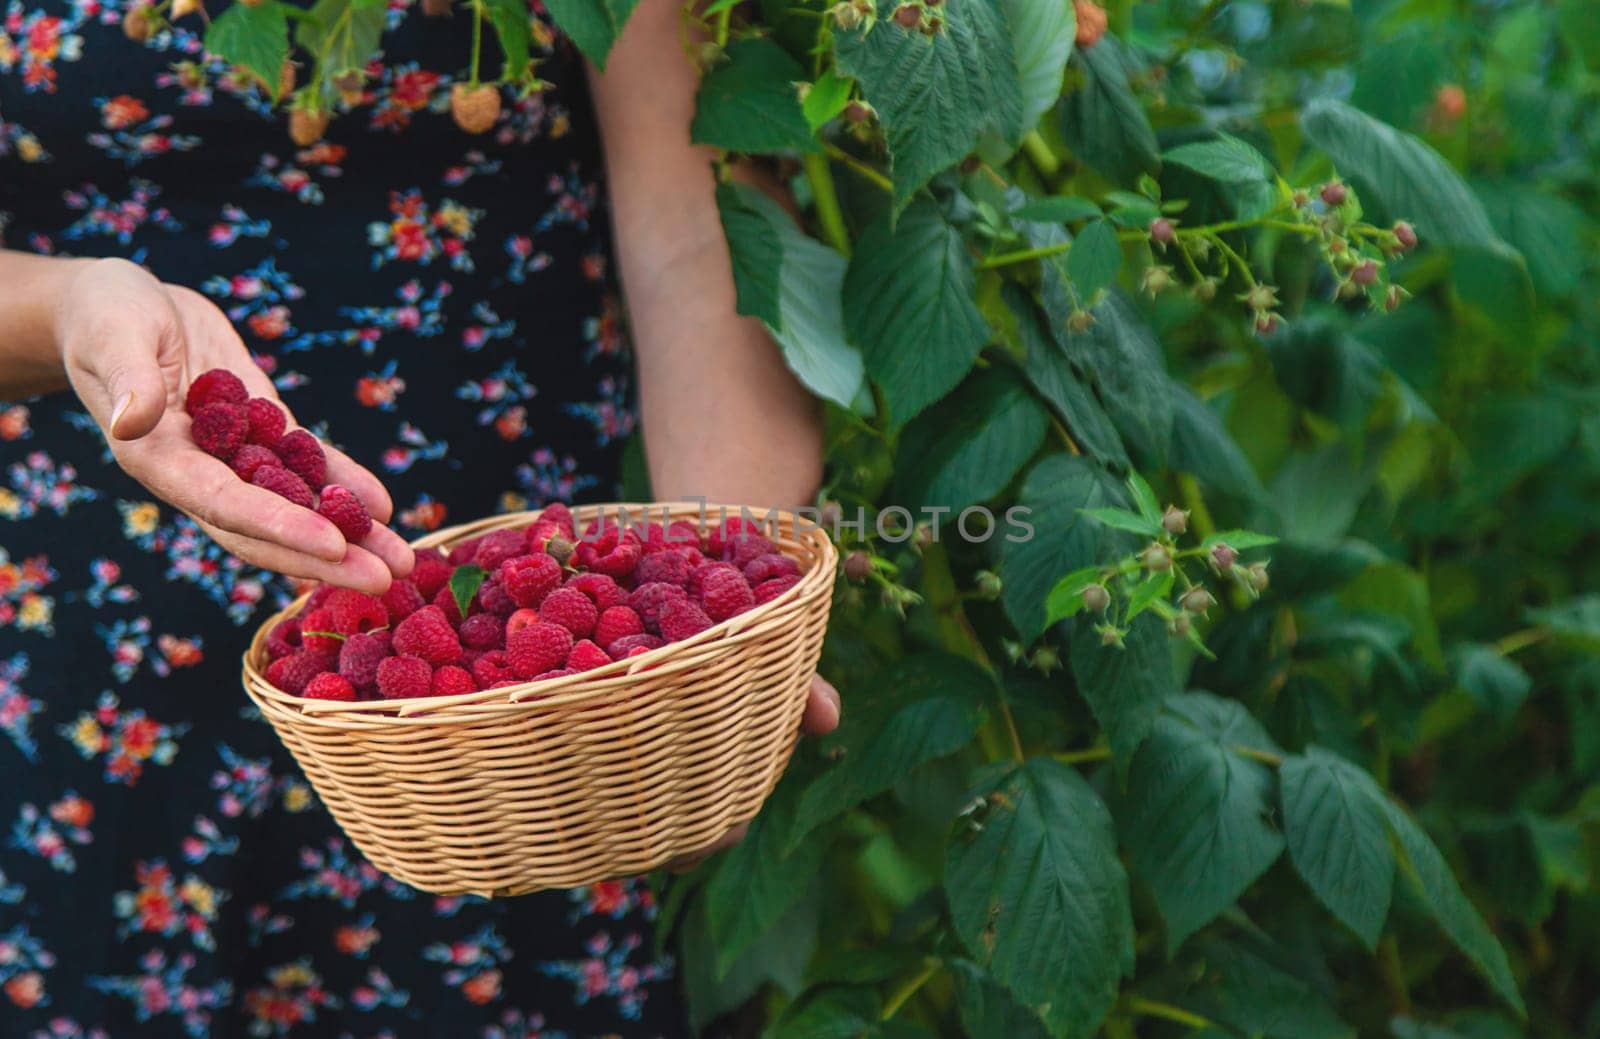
[0,0,683,1033]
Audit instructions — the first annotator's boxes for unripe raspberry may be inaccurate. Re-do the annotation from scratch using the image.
[818,500,843,528]
[289,107,329,147]
[1320,181,1347,207]
[1180,587,1214,614]
[1141,543,1172,573]
[422,0,451,15]
[1067,309,1095,333]
[830,1,862,29]
[122,5,157,41]
[450,83,502,135]
[1243,284,1280,312]
[1246,561,1270,593]
[891,3,921,29]
[913,524,935,550]
[1161,506,1188,536]
[1385,284,1406,312]
[1074,0,1107,48]
[1030,645,1060,674]
[1192,278,1218,302]
[1210,542,1237,571]
[1169,612,1193,637]
[1098,624,1124,647]
[1082,584,1110,612]
[843,551,872,583]
[544,535,574,567]
[1149,218,1176,245]
[1352,259,1379,286]
[1255,313,1281,336]
[974,571,1002,600]
[1393,221,1418,252]
[172,0,201,17]
[1140,265,1175,296]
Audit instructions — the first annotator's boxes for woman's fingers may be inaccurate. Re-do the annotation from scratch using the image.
[197,520,397,594]
[358,523,416,579]
[802,673,841,735]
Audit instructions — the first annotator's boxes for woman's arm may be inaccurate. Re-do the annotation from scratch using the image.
[0,251,92,399]
[586,0,823,508]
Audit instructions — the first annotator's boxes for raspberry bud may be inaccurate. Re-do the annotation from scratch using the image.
[1193,278,1218,302]
[1149,218,1176,245]
[1067,309,1095,334]
[1320,181,1347,207]
[974,571,1002,600]
[1097,623,1124,647]
[1082,584,1111,612]
[1352,259,1379,286]
[1141,543,1172,573]
[1393,221,1418,252]
[843,551,872,583]
[1140,265,1175,296]
[920,13,943,34]
[1161,505,1188,536]
[913,524,935,550]
[1180,587,1214,614]
[818,500,843,529]
[1246,561,1270,593]
[891,2,921,28]
[1030,645,1060,674]
[1385,284,1406,312]
[830,1,862,29]
[1255,312,1282,336]
[1243,284,1280,312]
[1210,543,1237,571]
[1168,612,1193,637]
[1292,189,1311,208]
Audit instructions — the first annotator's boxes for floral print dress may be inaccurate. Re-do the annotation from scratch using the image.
[0,0,684,1035]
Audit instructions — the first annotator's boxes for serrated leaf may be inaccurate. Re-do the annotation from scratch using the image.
[894,366,1048,515]
[1068,611,1175,769]
[680,882,818,1034]
[1202,530,1279,551]
[802,68,854,133]
[1009,286,1128,468]
[296,0,387,100]
[789,655,989,846]
[716,183,784,327]
[1044,566,1104,625]
[949,959,1053,1039]
[1005,0,1075,133]
[1012,195,1102,223]
[1125,470,1160,522]
[946,758,1133,1039]
[1066,218,1122,300]
[482,0,533,80]
[692,38,818,154]
[1123,570,1173,622]
[1168,384,1267,501]
[1527,596,1600,651]
[450,564,486,620]
[1164,134,1275,185]
[542,0,638,69]
[844,200,989,427]
[1000,454,1128,639]
[1080,507,1160,536]
[1054,291,1173,463]
[1120,693,1285,951]
[1058,36,1159,184]
[770,988,934,1039]
[206,2,289,102]
[1184,936,1357,1039]
[835,0,1022,206]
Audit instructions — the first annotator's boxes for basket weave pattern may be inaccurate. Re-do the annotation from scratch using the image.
[241,503,836,897]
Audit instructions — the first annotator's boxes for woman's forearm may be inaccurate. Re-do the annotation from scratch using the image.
[587,0,823,509]
[0,251,93,398]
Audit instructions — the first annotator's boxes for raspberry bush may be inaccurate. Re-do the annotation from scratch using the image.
[189,0,1600,1034]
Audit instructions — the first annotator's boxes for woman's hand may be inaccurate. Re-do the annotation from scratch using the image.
[55,258,413,593]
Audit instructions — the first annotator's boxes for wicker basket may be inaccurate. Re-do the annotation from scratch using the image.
[241,502,835,897]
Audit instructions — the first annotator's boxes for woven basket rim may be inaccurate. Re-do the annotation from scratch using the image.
[241,501,837,724]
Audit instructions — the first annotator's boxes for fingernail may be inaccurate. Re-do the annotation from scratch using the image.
[824,688,841,726]
[109,392,134,438]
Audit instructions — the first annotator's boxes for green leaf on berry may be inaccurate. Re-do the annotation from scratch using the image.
[450,564,487,620]
[1123,569,1173,622]
[482,0,535,81]
[801,69,854,134]
[692,38,819,155]
[1080,507,1161,537]
[205,2,290,103]
[1044,566,1107,626]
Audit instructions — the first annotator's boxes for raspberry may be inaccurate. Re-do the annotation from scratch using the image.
[580,518,621,556]
[628,582,687,633]
[606,633,663,658]
[506,622,573,678]
[753,575,801,604]
[299,608,343,655]
[593,606,644,650]
[524,518,566,554]
[505,607,541,638]
[476,578,517,617]
[265,650,335,694]
[635,552,692,589]
[530,668,576,682]
[687,562,740,599]
[458,612,504,651]
[743,553,799,585]
[275,429,327,489]
[450,82,502,134]
[252,466,315,509]
[430,665,478,696]
[499,554,562,608]
[411,554,452,598]
[659,598,714,642]
[338,630,392,689]
[473,529,526,571]
[230,444,281,481]
[376,654,432,699]
[381,579,426,624]
[459,648,483,671]
[327,589,388,634]
[590,539,642,579]
[432,584,465,625]
[185,368,248,414]
[471,650,516,688]
[392,605,462,666]
[566,639,611,672]
[567,572,626,611]
[192,403,248,460]
[305,585,336,611]
[446,538,480,566]
[539,501,575,536]
[537,587,597,639]
[707,517,765,558]
[317,485,372,542]
[244,397,287,446]
[700,567,755,622]
[303,672,357,701]
[265,616,302,660]
[725,534,776,568]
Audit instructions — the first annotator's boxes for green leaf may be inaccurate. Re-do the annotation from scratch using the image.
[718,183,865,409]
[771,988,933,1039]
[1080,507,1159,537]
[1068,611,1176,768]
[1164,134,1275,186]
[1010,286,1128,468]
[449,564,486,620]
[541,0,638,69]
[702,780,825,979]
[949,959,1053,1039]
[1120,693,1285,951]
[894,367,1049,515]
[295,0,387,104]
[1012,195,1102,224]
[946,758,1133,1039]
[1183,936,1357,1039]
[1058,36,1159,184]
[680,883,818,1033]
[691,38,818,154]
[206,2,290,102]
[1280,746,1395,950]
[1065,219,1122,301]
[1300,99,1515,257]
[1125,470,1160,522]
[844,200,989,427]
[1475,182,1587,299]
[789,655,989,846]
[999,454,1128,639]
[1005,0,1075,133]
[1122,569,1173,622]
[835,0,1022,206]
[1528,596,1600,651]
[802,69,855,133]
[1168,385,1266,501]
[482,0,534,80]
[1044,566,1105,625]
[1201,530,1278,551]
[1055,292,1174,463]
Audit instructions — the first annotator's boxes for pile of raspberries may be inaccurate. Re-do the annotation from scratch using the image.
[186,368,372,542]
[262,504,805,701]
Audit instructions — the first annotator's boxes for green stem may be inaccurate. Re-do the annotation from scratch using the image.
[1126,997,1215,1031]
[803,153,852,257]
[1494,627,1548,656]
[469,0,484,86]
[1054,745,1112,766]
[1233,745,1283,767]
[1049,415,1082,455]
[824,143,893,193]
[714,4,730,46]
[997,699,1025,761]
[280,6,317,22]
[1377,935,1412,1016]
[1021,130,1060,181]
[880,959,940,1020]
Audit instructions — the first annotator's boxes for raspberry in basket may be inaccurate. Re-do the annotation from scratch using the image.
[505,607,541,638]
[266,649,335,694]
[687,561,739,599]
[265,616,302,660]
[658,598,713,641]
[275,429,327,488]
[392,605,462,666]
[430,665,478,696]
[606,633,663,658]
[627,582,686,632]
[191,403,248,460]
[381,579,426,624]
[317,485,372,542]
[699,567,754,622]
[566,640,611,672]
[567,572,626,611]
[327,589,388,634]
[376,654,432,699]
[431,584,465,625]
[537,588,597,639]
[507,622,573,678]
[593,606,643,651]
[337,630,392,690]
[589,539,642,579]
[470,649,516,688]
[744,553,800,585]
[458,612,504,651]
[477,578,517,617]
[726,534,777,569]
[500,554,561,608]
[298,608,343,655]
[472,529,527,572]
[411,551,452,598]
[184,368,248,413]
[753,575,801,604]
[303,672,357,701]
[635,551,692,589]
[538,501,575,535]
